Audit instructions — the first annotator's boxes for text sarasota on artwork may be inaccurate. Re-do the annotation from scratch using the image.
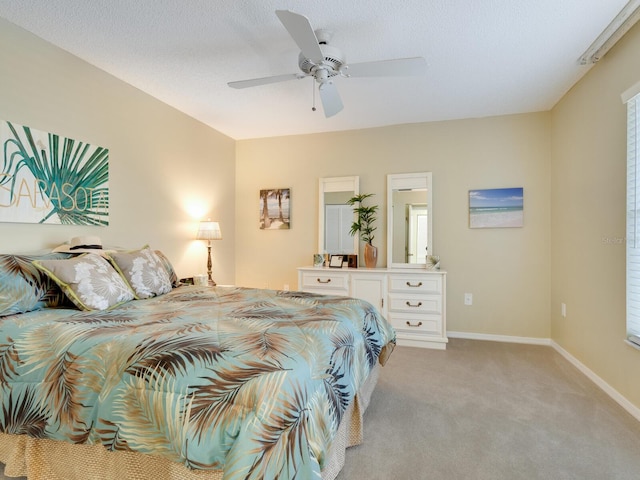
[0,174,108,212]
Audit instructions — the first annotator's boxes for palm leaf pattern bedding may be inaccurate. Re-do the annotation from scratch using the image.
[0,286,395,479]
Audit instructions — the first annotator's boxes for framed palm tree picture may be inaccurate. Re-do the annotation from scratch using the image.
[259,188,290,230]
[0,120,109,225]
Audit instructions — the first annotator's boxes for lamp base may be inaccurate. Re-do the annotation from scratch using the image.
[206,244,216,287]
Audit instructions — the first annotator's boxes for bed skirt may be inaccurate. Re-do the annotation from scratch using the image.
[0,364,380,480]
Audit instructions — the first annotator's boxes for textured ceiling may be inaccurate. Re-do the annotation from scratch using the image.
[0,0,630,140]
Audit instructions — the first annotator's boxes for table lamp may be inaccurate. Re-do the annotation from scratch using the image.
[196,219,222,286]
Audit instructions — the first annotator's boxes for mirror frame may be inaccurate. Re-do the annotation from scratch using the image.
[318,176,360,257]
[387,172,433,269]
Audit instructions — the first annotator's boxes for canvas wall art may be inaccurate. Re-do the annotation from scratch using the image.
[0,120,109,225]
[259,188,290,230]
[469,187,523,228]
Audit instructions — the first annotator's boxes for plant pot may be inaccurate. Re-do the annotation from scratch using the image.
[364,243,378,268]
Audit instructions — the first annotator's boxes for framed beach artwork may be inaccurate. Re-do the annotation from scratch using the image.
[259,188,290,230]
[469,187,523,228]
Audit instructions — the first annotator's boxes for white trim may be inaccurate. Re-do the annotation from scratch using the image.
[551,340,640,422]
[579,0,640,65]
[396,337,447,350]
[447,331,551,346]
[622,79,640,103]
[446,332,640,423]
[625,338,640,350]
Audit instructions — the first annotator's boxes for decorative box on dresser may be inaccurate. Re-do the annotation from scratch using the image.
[297,267,447,350]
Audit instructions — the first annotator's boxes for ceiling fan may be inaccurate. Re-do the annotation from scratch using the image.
[228,10,427,118]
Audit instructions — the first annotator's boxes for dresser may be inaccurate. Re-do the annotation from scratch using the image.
[297,267,447,350]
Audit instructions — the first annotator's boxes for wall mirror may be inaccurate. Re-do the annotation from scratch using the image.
[387,172,432,269]
[318,176,359,257]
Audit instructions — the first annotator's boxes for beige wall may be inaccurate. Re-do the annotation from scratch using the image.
[236,113,551,338]
[550,23,640,408]
[5,8,638,413]
[0,19,236,283]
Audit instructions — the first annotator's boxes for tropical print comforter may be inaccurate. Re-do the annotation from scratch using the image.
[0,286,396,479]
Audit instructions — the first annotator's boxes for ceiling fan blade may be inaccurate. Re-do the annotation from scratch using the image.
[341,57,427,77]
[319,82,343,118]
[228,73,302,89]
[276,10,324,65]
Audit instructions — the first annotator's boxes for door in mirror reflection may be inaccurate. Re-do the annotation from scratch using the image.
[407,204,428,263]
[387,172,432,269]
[325,203,353,254]
[318,176,359,257]
[391,189,429,264]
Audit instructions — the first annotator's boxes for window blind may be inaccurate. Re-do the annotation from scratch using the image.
[626,89,640,345]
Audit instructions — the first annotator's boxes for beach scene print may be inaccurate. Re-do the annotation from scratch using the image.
[469,187,523,228]
[260,188,290,229]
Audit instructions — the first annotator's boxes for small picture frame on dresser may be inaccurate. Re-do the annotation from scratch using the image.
[346,254,358,268]
[426,255,440,270]
[329,255,344,268]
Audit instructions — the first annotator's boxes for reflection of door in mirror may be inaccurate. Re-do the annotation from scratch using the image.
[387,173,432,269]
[325,193,354,254]
[318,176,359,257]
[392,190,429,264]
[407,204,428,264]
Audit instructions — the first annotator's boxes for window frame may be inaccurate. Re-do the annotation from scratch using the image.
[624,80,640,348]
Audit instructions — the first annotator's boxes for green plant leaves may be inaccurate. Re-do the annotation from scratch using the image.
[346,193,378,245]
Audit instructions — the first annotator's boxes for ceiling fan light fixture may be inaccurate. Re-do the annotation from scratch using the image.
[298,44,345,75]
[228,10,426,118]
[314,68,330,84]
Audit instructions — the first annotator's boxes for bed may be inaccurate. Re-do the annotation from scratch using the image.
[0,249,396,480]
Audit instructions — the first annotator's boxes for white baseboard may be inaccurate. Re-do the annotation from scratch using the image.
[550,340,640,423]
[447,331,640,423]
[447,331,552,346]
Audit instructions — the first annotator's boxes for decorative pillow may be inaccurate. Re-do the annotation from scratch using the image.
[0,252,73,317]
[33,255,135,311]
[154,250,179,288]
[108,247,172,299]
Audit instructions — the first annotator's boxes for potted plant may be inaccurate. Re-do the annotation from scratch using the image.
[346,193,379,268]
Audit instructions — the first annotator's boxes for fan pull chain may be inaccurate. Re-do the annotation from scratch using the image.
[312,78,317,112]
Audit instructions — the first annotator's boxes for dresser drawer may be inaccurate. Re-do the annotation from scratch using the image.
[297,266,447,349]
[388,293,442,315]
[300,271,349,293]
[389,275,442,295]
[388,312,442,336]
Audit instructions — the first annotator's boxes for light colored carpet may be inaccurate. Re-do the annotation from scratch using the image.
[338,339,640,479]
[2,339,639,479]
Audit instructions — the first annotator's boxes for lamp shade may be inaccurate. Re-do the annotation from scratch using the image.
[196,220,222,240]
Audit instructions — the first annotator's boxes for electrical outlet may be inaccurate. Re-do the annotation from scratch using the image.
[464,293,473,306]
[283,284,290,291]
[561,303,567,317]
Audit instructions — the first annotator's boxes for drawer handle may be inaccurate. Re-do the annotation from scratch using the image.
[405,301,422,307]
[316,278,331,284]
[406,321,423,327]
[406,281,423,287]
